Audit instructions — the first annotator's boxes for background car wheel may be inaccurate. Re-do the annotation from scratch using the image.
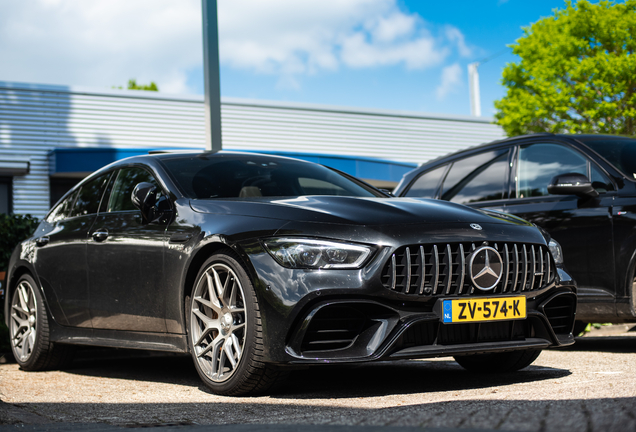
[454,349,541,373]
[188,252,287,396]
[9,273,74,371]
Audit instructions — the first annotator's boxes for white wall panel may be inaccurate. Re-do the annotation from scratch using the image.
[0,81,505,218]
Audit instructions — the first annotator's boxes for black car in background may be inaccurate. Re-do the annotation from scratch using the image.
[6,151,576,395]
[395,134,636,329]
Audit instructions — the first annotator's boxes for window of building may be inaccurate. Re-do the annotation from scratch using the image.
[0,177,12,214]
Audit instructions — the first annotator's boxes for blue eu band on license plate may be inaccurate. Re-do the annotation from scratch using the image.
[442,296,526,324]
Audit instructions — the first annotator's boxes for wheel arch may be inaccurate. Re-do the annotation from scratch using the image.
[182,241,259,309]
[4,263,39,327]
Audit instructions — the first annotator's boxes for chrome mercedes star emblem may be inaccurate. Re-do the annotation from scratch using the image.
[469,246,503,291]
[470,223,482,230]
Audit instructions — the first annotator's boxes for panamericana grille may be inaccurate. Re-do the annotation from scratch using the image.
[381,242,555,296]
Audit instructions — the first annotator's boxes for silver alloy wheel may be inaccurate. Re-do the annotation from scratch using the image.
[10,280,38,362]
[191,263,247,383]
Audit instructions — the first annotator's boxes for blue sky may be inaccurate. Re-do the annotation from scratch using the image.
[0,0,571,118]
[213,0,567,117]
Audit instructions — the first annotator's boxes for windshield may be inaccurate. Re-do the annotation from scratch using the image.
[159,154,384,199]
[578,136,636,180]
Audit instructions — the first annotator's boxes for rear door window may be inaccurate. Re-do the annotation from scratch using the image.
[70,173,112,217]
[404,165,447,198]
[440,150,509,204]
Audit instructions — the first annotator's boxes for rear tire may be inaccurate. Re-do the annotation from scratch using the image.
[454,349,541,373]
[187,252,287,396]
[9,274,74,371]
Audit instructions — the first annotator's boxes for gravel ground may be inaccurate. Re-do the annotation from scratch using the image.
[0,326,635,431]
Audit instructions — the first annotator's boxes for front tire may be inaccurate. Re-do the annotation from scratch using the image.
[187,252,286,396]
[454,349,541,373]
[9,273,74,370]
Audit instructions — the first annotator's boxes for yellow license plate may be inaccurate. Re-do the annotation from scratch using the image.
[441,296,526,324]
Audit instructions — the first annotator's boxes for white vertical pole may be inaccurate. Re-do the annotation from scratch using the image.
[468,62,481,117]
[202,0,222,151]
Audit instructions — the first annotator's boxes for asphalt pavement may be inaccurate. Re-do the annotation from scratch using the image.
[0,325,635,432]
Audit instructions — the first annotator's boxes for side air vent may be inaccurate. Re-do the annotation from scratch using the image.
[301,306,367,352]
[542,294,576,335]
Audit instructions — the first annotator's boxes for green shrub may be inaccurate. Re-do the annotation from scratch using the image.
[0,213,39,353]
[0,213,39,272]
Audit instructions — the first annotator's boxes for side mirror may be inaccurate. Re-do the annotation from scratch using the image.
[132,182,159,223]
[547,173,599,198]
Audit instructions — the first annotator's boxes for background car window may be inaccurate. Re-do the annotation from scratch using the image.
[404,165,446,198]
[70,173,111,218]
[107,168,158,212]
[440,150,508,204]
[47,189,79,222]
[577,136,636,180]
[517,144,587,198]
[590,164,615,193]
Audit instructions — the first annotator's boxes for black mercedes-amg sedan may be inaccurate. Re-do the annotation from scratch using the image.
[6,151,576,395]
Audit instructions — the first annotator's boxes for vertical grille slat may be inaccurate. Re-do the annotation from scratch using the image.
[418,245,426,295]
[457,244,466,294]
[390,254,396,291]
[502,244,510,293]
[431,245,440,295]
[529,245,536,291]
[444,244,452,295]
[404,246,412,294]
[520,245,528,292]
[511,244,519,292]
[537,247,544,288]
[382,242,556,297]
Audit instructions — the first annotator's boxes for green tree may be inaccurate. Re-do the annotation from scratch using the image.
[114,79,159,91]
[494,0,636,136]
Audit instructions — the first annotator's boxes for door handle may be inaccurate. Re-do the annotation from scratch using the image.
[35,236,50,247]
[92,230,109,242]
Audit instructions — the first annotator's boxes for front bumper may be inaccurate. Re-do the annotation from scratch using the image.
[242,241,577,365]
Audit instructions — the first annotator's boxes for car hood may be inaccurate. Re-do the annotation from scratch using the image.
[189,196,531,227]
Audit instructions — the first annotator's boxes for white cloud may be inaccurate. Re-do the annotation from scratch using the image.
[219,0,468,76]
[0,0,202,93]
[0,0,473,93]
[436,63,462,100]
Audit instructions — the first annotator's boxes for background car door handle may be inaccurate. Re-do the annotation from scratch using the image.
[35,236,49,247]
[92,230,109,242]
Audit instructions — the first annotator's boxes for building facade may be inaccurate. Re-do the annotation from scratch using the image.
[0,81,506,219]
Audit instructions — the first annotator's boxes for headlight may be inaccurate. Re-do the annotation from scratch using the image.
[263,238,373,269]
[548,239,564,265]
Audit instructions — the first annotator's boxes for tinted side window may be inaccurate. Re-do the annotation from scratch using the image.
[440,150,508,204]
[107,168,158,212]
[70,173,112,217]
[591,164,615,193]
[404,165,447,198]
[47,189,79,223]
[517,144,587,198]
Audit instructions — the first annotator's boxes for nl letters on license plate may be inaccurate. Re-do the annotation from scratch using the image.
[441,296,526,324]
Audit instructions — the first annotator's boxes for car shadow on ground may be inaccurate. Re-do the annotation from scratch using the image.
[61,348,570,399]
[555,336,636,354]
[276,359,570,399]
